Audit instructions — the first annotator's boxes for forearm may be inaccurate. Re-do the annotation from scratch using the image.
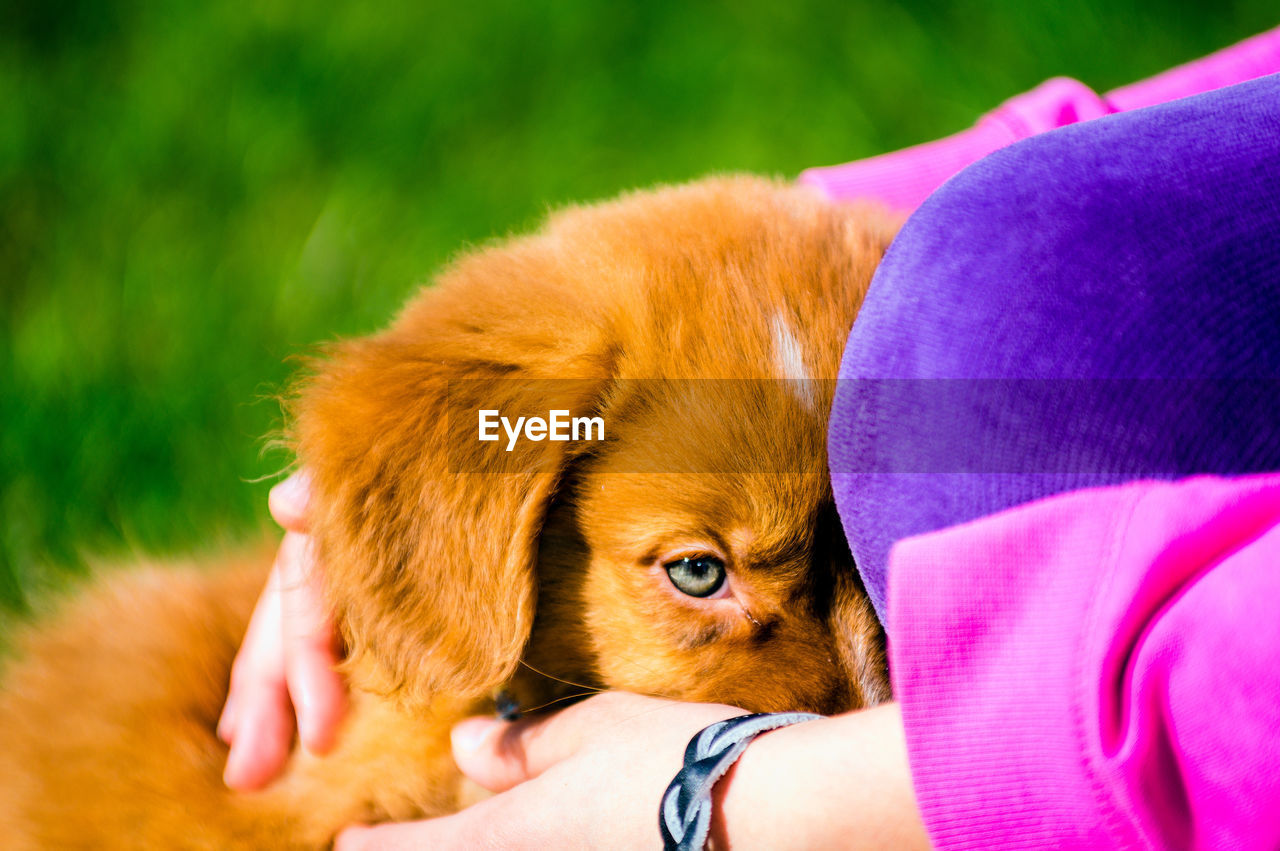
[710,702,930,850]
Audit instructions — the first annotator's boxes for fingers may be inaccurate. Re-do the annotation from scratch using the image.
[216,693,238,744]
[221,531,348,787]
[268,470,311,533]
[220,468,349,789]
[223,677,297,790]
[278,532,347,754]
[221,560,292,789]
[449,692,678,794]
[449,709,585,794]
[449,718,515,792]
[271,468,346,752]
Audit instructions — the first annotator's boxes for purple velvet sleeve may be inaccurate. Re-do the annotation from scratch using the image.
[824,71,1280,849]
[829,72,1280,623]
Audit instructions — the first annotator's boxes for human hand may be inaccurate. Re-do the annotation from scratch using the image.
[218,471,349,790]
[334,694,928,850]
[336,691,743,850]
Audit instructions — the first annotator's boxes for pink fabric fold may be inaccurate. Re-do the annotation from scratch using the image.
[888,475,1280,849]
[1106,26,1280,111]
[798,26,1280,211]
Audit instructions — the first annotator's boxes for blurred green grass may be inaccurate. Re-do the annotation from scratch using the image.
[1,0,1273,613]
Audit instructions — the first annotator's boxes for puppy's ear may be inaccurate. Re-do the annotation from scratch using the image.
[292,240,615,704]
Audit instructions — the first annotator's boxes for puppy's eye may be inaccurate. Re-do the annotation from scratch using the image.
[664,556,727,598]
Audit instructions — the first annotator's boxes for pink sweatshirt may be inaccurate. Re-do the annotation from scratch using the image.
[888,475,1280,849]
[799,26,1280,212]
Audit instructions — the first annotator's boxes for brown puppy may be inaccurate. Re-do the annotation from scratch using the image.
[0,176,898,849]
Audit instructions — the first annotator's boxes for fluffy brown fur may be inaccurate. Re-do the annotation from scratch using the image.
[0,176,898,848]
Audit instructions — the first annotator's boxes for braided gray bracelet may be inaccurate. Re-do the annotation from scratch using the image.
[659,711,824,850]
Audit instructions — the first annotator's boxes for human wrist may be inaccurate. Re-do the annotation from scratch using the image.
[708,702,929,851]
[707,717,825,850]
[662,712,824,850]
